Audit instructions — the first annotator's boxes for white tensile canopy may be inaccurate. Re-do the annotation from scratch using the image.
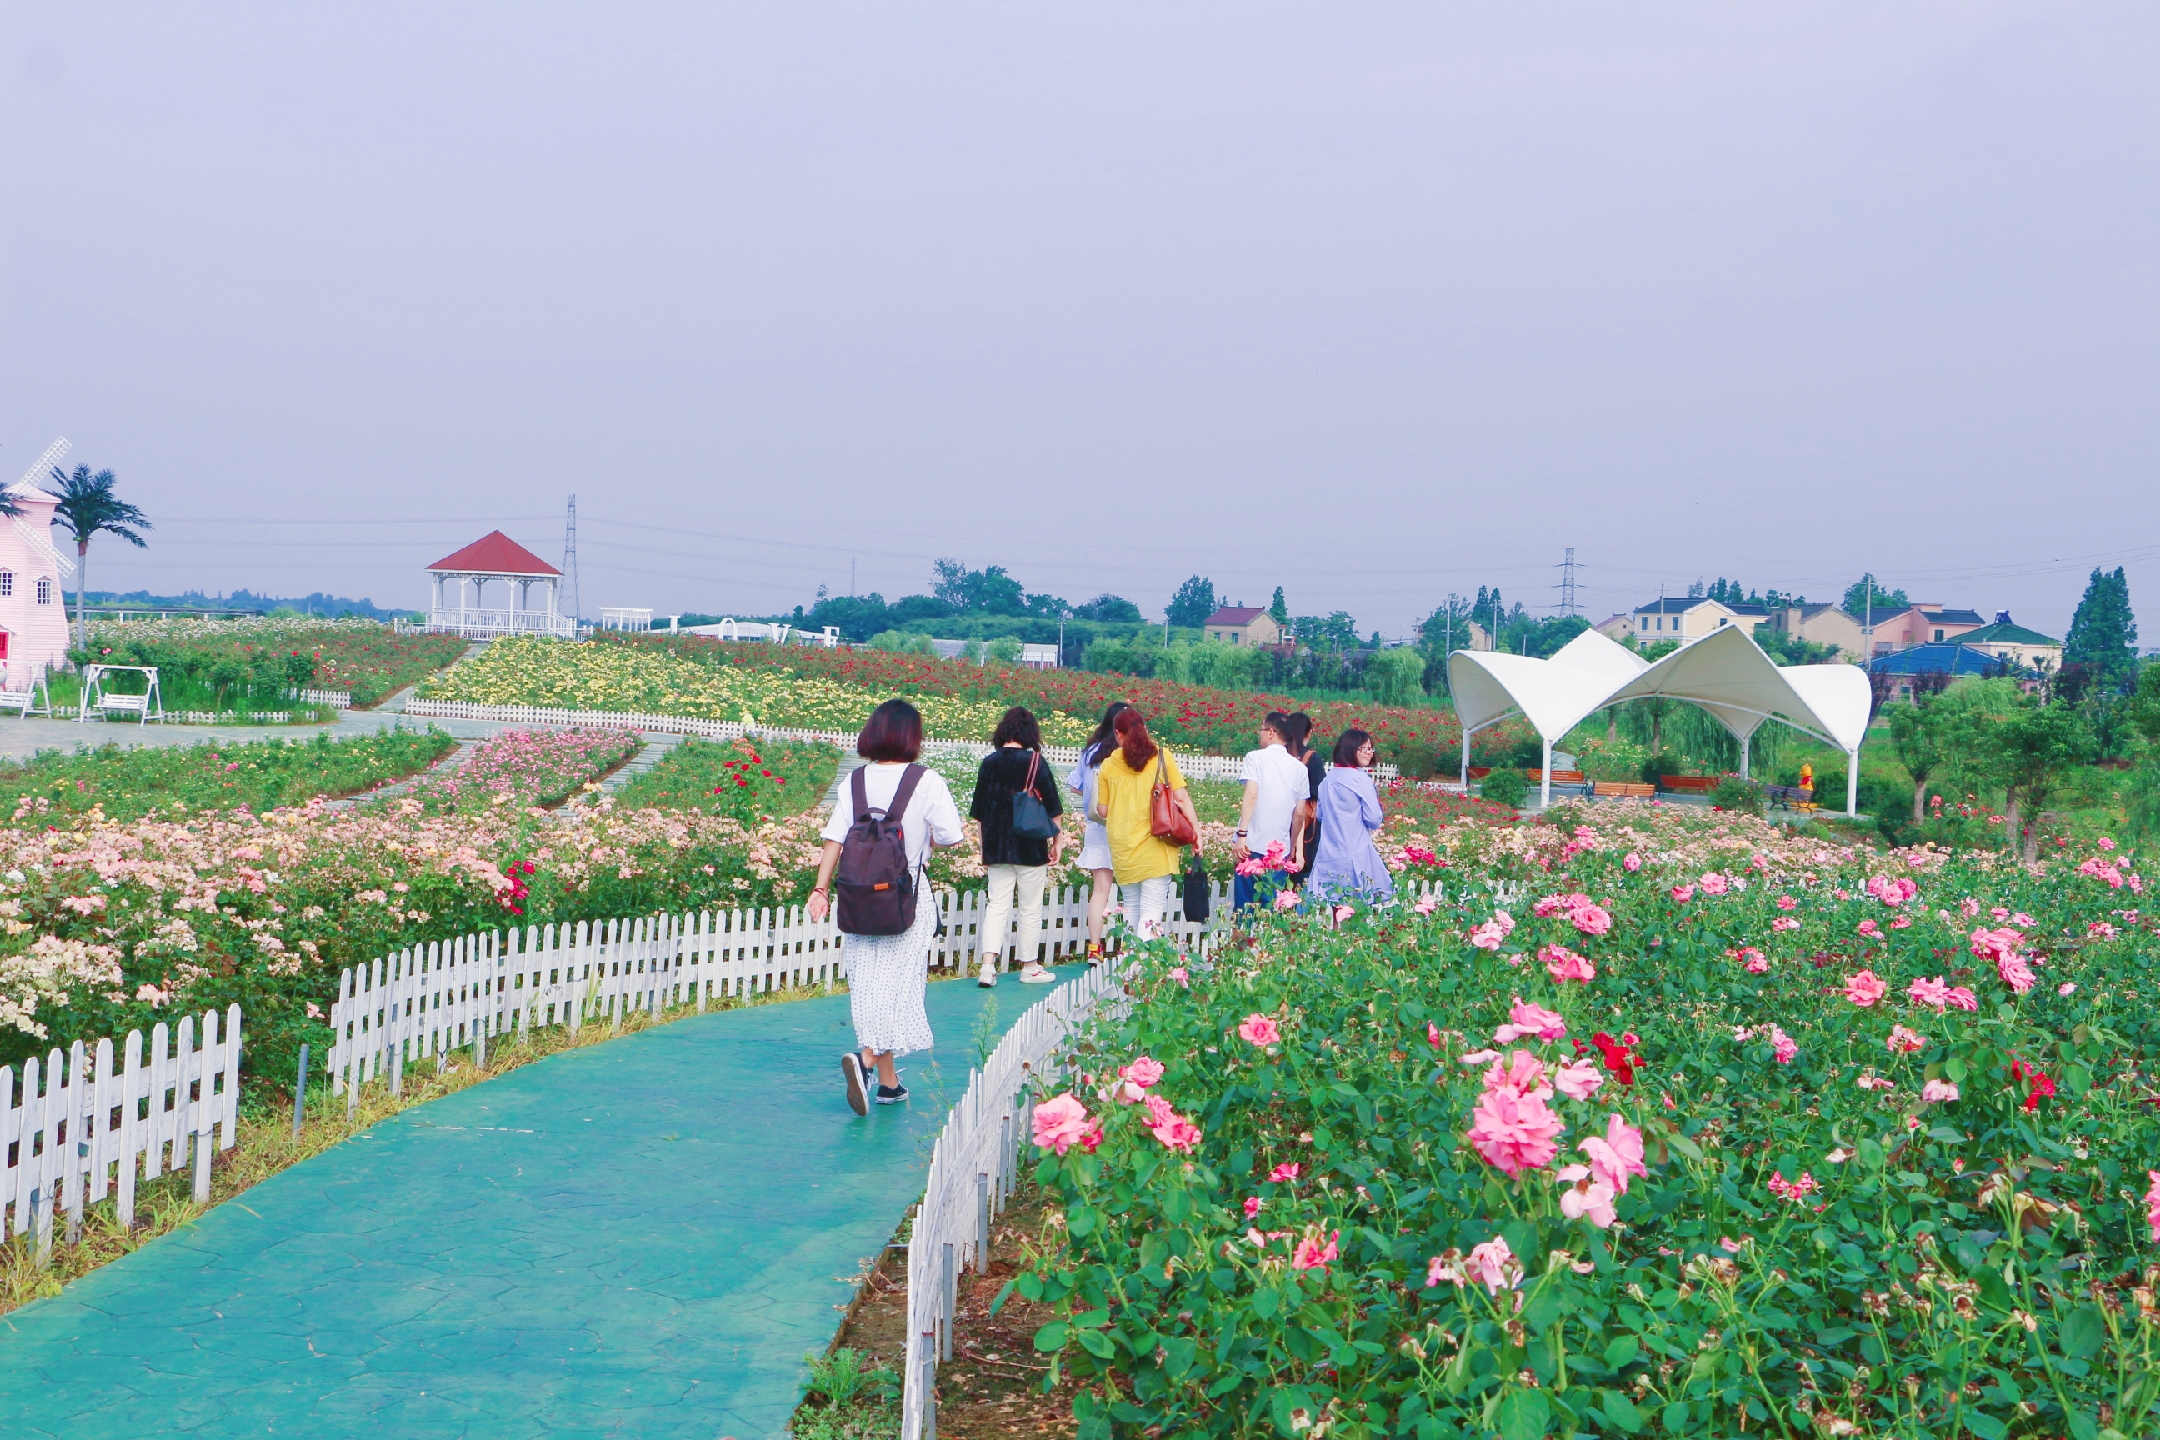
[1446,626,1873,813]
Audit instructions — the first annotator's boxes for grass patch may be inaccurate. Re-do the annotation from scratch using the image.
[0,727,460,825]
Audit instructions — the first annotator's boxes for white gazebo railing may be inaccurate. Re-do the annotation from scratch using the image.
[422,607,576,640]
[599,608,653,632]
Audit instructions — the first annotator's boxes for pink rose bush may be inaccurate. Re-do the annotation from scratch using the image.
[999,802,2159,1435]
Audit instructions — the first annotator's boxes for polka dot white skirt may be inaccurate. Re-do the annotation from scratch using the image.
[843,900,937,1057]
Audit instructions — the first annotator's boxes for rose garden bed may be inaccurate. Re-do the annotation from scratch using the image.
[1014,806,2160,1438]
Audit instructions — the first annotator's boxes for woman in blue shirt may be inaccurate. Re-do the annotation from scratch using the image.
[1308,729,1393,905]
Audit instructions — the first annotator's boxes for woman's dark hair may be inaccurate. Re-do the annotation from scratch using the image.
[991,706,1041,750]
[1279,711,1314,757]
[858,698,924,762]
[1332,728,1373,768]
[1113,707,1159,770]
[1083,700,1132,764]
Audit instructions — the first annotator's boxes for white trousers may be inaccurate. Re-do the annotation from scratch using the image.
[979,863,1048,972]
[1118,875,1176,939]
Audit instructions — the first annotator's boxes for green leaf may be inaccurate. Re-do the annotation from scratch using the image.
[1928,1125,1965,1143]
[1252,1286,1280,1319]
[1856,1137,1885,1169]
[1033,1321,1070,1352]
[1496,1388,1551,1440]
[1662,1399,1691,1433]
[1601,1391,1646,1434]
[1666,1132,1705,1162]
[2068,1410,2100,1440]
[990,1279,1019,1315]
[1963,1411,2008,1440]
[2061,1304,2107,1359]
[2062,1063,2093,1097]
[1077,1411,1112,1440]
[1076,1328,1116,1359]
[1946,1055,1968,1082]
[1605,1335,1641,1369]
[1523,1285,1567,1334]
[1067,1206,1098,1238]
[1015,1271,1044,1302]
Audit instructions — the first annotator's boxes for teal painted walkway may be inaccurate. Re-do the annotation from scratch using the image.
[0,971,1065,1439]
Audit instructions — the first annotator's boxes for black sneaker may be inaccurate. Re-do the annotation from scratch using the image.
[841,1053,869,1116]
[875,1082,910,1105]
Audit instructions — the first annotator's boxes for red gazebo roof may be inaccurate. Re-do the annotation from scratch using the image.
[428,531,561,577]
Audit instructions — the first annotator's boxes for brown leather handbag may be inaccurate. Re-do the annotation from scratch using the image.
[1149,751,1198,847]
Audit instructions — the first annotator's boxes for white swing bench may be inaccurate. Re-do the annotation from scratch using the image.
[79,664,164,725]
[0,669,52,718]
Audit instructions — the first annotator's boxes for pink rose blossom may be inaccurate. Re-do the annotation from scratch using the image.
[1032,1094,1096,1155]
[1729,946,1768,974]
[1468,1085,1566,1176]
[1166,966,1190,988]
[1554,1165,1618,1227]
[1623,851,1642,872]
[1767,1025,1798,1065]
[1493,996,1568,1044]
[1268,1162,1302,1183]
[1243,1195,1262,1218]
[1553,1058,1605,1100]
[1468,911,1516,949]
[2145,1172,2160,1244]
[1482,1049,1553,1098]
[1238,1014,1282,1046]
[1671,884,1695,904]
[1272,889,1300,912]
[1886,1024,1927,1054]
[1920,1079,1959,1103]
[1466,1236,1524,1293]
[1772,916,1801,932]
[1766,1171,1819,1202]
[1856,919,1882,939]
[2087,921,2117,939]
[2058,982,2077,996]
[1457,1048,1501,1065]
[1699,872,1728,896]
[1719,1236,1746,1254]
[1290,1230,1339,1272]
[1119,1056,1165,1089]
[1907,976,1951,1009]
[1776,895,1798,911]
[1148,1106,1203,1153]
[1427,1021,1444,1049]
[1842,970,1887,1007]
[1412,896,1439,916]
[1997,952,2036,995]
[1577,1114,1649,1195]
[1541,944,1596,982]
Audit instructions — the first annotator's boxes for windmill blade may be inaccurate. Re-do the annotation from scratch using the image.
[9,437,77,577]
[11,436,70,494]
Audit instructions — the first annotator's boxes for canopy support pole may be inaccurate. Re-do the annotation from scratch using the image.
[1846,748,1860,817]
[1540,736,1552,810]
[1460,727,1470,791]
[1739,735,1751,780]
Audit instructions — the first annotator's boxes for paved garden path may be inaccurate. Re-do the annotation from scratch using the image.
[0,971,1070,1439]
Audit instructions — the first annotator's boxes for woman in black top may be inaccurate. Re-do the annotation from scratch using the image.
[968,707,1066,986]
[1281,711,1325,884]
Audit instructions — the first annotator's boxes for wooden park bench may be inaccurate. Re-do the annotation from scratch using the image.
[1655,775,1720,795]
[1592,781,1656,799]
[1765,784,1816,808]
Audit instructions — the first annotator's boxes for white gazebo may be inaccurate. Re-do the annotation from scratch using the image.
[425,531,576,639]
[1447,626,1873,813]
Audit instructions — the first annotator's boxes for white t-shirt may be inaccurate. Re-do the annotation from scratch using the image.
[1238,744,1311,851]
[821,762,965,872]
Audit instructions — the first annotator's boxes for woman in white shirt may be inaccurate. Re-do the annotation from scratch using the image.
[1063,701,1130,964]
[807,700,964,1114]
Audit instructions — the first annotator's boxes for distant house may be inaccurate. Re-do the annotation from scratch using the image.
[1766,603,1866,661]
[1866,603,1988,655]
[1019,643,1059,670]
[1870,643,2010,701]
[1203,606,1283,647]
[1603,597,1769,646]
[1953,614,2063,672]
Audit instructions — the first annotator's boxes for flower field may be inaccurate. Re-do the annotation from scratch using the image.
[398,728,641,814]
[606,634,1510,775]
[0,729,457,825]
[614,738,835,823]
[86,617,469,709]
[1020,806,2160,1438]
[416,635,1092,744]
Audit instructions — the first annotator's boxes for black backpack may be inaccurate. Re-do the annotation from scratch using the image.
[835,764,927,936]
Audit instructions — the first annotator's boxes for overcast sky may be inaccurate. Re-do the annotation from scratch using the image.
[4,3,2156,638]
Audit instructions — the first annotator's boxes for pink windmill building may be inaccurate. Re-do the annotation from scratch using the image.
[0,440,80,685]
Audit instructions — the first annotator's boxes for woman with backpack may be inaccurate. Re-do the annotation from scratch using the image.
[1308,728,1394,906]
[1090,707,1200,938]
[806,699,965,1115]
[968,706,1065,987]
[1064,700,1130,964]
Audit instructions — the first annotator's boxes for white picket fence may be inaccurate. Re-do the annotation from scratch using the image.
[400,697,1397,783]
[2,1007,244,1255]
[900,958,1132,1440]
[324,880,1256,1097]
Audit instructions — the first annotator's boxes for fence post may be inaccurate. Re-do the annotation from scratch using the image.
[974,1173,990,1274]
[921,1342,938,1440]
[292,1043,310,1140]
[940,1241,956,1363]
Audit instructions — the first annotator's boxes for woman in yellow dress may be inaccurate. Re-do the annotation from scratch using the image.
[1090,708,1200,938]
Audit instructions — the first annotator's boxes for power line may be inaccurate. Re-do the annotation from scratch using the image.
[1554,547,1581,617]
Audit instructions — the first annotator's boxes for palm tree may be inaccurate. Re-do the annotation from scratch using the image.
[48,465,151,652]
